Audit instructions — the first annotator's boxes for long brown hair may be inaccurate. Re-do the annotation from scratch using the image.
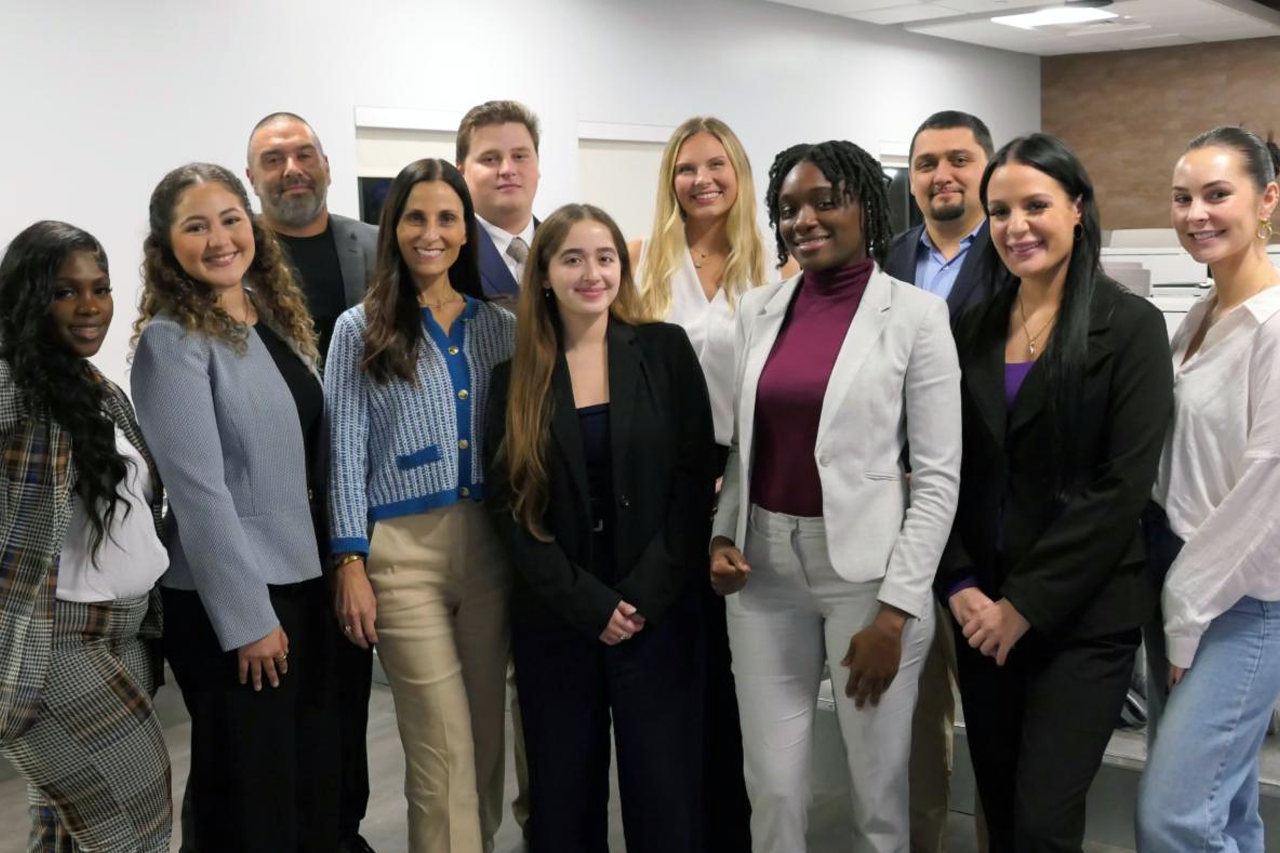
[500,203,649,539]
[132,162,318,365]
[361,158,485,383]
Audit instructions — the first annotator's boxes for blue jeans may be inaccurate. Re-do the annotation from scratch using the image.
[1136,596,1280,852]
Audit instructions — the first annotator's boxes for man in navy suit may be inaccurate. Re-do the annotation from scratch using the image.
[886,110,995,853]
[457,100,542,313]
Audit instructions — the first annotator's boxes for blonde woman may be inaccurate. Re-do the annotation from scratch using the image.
[131,163,340,852]
[628,115,766,849]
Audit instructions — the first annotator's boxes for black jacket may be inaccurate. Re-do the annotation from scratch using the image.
[485,320,716,637]
[940,277,1174,639]
[885,220,1000,321]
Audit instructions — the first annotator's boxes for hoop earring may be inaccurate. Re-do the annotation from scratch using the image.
[1259,220,1274,241]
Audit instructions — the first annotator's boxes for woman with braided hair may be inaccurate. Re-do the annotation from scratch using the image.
[710,140,961,853]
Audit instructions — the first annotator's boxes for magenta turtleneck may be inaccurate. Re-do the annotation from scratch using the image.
[749,258,874,517]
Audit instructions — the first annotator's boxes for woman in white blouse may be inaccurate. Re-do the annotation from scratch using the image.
[1136,126,1280,852]
[627,115,768,850]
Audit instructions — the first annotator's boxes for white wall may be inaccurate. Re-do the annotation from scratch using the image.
[0,0,1040,385]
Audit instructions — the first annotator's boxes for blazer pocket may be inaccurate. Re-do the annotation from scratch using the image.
[864,470,902,481]
[397,445,442,470]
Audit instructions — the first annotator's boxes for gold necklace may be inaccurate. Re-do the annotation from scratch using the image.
[419,293,463,310]
[692,249,709,270]
[1018,293,1059,356]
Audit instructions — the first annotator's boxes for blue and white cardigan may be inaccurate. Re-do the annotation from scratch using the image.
[325,297,516,555]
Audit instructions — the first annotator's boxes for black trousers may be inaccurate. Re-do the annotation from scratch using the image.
[164,579,341,853]
[513,590,706,853]
[335,637,374,839]
[954,621,1140,853]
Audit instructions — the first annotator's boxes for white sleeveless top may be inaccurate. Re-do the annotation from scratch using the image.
[636,242,740,446]
[56,425,169,602]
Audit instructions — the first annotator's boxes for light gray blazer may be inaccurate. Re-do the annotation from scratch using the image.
[131,314,323,651]
[332,213,378,308]
[712,268,962,619]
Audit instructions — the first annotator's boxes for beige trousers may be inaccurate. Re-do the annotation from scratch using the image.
[367,502,509,853]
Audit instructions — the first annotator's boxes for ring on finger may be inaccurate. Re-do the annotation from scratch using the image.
[343,625,354,634]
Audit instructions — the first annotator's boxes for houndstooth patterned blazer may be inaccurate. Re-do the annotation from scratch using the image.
[0,358,163,744]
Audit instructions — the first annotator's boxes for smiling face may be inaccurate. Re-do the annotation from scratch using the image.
[246,117,332,231]
[673,131,739,224]
[169,182,256,291]
[985,161,1081,285]
[546,219,622,321]
[1172,145,1279,265]
[910,126,989,225]
[396,180,467,290]
[459,121,540,229]
[776,160,866,272]
[47,250,113,358]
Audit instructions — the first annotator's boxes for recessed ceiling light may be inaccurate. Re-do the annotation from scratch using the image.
[991,6,1117,29]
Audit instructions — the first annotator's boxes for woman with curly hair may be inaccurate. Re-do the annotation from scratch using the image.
[325,158,516,853]
[130,162,340,851]
[710,140,962,853]
[0,220,171,851]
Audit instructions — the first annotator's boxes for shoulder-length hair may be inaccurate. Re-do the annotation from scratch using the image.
[979,132,1102,495]
[0,220,129,559]
[500,203,649,539]
[132,162,318,366]
[362,158,485,383]
[639,117,767,317]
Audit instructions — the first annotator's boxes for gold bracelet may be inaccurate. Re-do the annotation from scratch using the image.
[333,553,363,569]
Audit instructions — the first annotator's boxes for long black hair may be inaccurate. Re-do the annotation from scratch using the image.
[362,158,486,383]
[980,133,1102,495]
[764,140,895,270]
[0,220,130,556]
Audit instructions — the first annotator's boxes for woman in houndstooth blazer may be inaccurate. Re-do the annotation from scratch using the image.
[0,220,171,851]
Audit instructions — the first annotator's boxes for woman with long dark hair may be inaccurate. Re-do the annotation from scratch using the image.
[325,158,515,853]
[940,133,1173,852]
[485,203,715,852]
[131,162,340,851]
[710,140,962,853]
[1136,126,1280,853]
[0,220,170,851]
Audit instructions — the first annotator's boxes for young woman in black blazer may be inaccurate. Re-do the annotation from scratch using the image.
[939,133,1173,853]
[484,203,716,853]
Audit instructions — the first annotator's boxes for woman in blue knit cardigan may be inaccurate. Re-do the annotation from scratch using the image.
[325,158,515,853]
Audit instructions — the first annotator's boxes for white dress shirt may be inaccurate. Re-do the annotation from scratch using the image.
[1154,282,1280,668]
[477,213,535,283]
[635,242,745,446]
[56,426,169,602]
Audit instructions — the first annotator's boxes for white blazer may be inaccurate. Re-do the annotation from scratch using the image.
[712,268,962,619]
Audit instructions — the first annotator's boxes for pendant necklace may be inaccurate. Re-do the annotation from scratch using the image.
[1018,294,1059,356]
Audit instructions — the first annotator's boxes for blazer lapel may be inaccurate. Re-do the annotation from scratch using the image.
[476,227,519,298]
[605,321,643,483]
[738,276,801,465]
[549,353,590,517]
[333,218,368,308]
[946,220,992,317]
[886,224,923,282]
[963,287,1014,450]
[816,270,892,442]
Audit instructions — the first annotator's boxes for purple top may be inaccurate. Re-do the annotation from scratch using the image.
[1005,361,1034,408]
[750,258,874,517]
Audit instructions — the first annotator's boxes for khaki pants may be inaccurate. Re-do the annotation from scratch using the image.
[367,503,509,853]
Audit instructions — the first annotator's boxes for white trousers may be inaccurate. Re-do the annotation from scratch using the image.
[727,505,933,853]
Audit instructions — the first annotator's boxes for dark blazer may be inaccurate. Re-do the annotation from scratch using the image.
[331,213,378,308]
[485,320,716,637]
[885,220,999,320]
[476,217,540,312]
[941,277,1173,639]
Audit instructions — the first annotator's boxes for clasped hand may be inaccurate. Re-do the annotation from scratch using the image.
[952,588,1029,666]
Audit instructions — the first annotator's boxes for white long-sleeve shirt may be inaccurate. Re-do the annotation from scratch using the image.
[1154,282,1280,668]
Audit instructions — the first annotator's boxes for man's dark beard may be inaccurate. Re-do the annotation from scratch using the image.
[930,200,966,222]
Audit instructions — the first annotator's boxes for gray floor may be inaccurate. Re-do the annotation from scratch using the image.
[0,679,1140,853]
